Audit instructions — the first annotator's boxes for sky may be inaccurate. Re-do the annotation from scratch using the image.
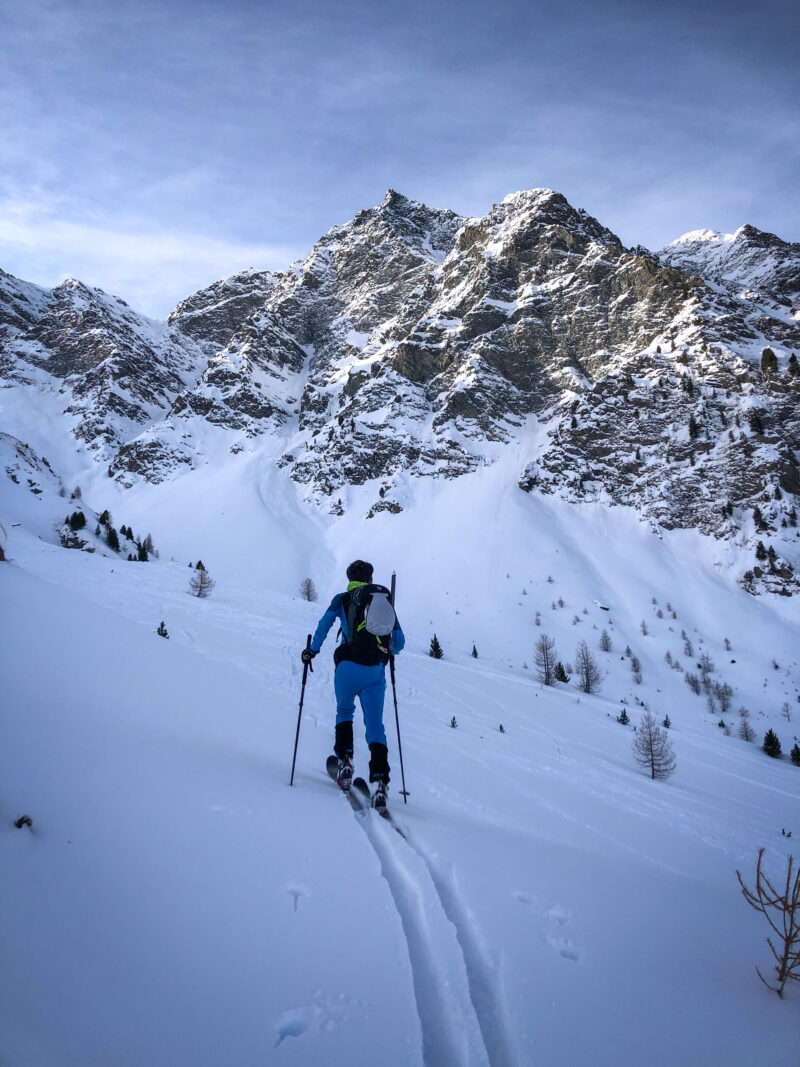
[1,0,798,318]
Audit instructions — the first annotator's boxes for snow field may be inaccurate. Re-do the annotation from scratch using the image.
[1,447,799,1066]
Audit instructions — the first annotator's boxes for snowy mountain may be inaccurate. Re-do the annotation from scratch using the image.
[1,190,799,1062]
[2,189,799,594]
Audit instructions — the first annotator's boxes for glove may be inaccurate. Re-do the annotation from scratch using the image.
[301,648,317,666]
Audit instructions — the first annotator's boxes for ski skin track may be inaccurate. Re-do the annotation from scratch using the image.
[325,758,520,1067]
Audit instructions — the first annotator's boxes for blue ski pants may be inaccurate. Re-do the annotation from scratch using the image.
[334,660,387,747]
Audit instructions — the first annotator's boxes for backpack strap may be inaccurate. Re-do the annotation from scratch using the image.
[345,589,359,646]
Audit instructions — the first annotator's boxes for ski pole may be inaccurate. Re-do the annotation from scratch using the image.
[389,572,409,802]
[290,634,313,786]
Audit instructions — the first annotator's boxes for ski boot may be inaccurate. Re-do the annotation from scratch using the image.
[372,778,389,816]
[336,756,353,792]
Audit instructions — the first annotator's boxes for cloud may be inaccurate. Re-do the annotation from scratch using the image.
[0,195,299,318]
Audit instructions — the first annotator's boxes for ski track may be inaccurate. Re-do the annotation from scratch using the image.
[355,802,521,1067]
[398,825,521,1067]
[354,809,474,1067]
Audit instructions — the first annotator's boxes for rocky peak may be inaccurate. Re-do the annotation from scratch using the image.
[2,187,798,594]
[660,225,800,310]
[168,268,283,350]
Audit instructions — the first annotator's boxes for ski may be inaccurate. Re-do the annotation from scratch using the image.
[325,756,403,829]
[326,755,370,812]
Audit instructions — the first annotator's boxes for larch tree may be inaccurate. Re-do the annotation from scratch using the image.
[189,567,216,598]
[632,711,676,781]
[534,633,557,686]
[575,640,601,694]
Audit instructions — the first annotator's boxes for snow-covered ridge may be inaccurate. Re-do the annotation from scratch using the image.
[1,187,799,594]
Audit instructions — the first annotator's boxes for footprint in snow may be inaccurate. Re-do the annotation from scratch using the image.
[546,933,581,963]
[274,992,361,1046]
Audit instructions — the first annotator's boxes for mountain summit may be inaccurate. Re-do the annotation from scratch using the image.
[1,189,798,593]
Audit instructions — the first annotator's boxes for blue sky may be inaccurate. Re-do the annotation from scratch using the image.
[1,0,798,317]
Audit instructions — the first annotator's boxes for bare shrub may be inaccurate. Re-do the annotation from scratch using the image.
[736,849,800,998]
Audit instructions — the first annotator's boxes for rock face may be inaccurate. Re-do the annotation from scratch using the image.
[0,271,205,461]
[1,190,799,592]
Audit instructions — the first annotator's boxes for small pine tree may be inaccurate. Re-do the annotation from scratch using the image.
[450,716,457,728]
[790,744,800,767]
[685,671,701,694]
[762,730,782,758]
[157,621,169,639]
[575,640,601,694]
[189,567,215,598]
[599,629,612,652]
[554,661,569,683]
[739,721,756,743]
[760,347,778,379]
[471,644,478,658]
[663,715,671,729]
[618,708,630,725]
[499,723,505,733]
[429,634,444,659]
[633,711,677,780]
[299,577,318,602]
[137,542,148,562]
[535,633,557,685]
[106,527,120,552]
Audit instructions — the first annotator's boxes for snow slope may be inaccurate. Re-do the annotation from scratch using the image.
[1,448,799,1066]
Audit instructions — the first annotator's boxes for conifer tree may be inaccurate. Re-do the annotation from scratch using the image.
[762,730,782,758]
[450,716,457,728]
[471,644,478,658]
[632,711,676,780]
[790,744,800,767]
[106,527,120,552]
[617,708,630,725]
[299,577,318,602]
[599,629,612,652]
[157,621,169,639]
[554,661,569,683]
[788,352,799,377]
[575,640,601,694]
[189,567,215,598]
[760,347,778,379]
[534,633,557,685]
[663,714,671,729]
[429,634,443,659]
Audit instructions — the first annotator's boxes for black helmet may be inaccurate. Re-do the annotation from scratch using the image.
[346,559,373,584]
